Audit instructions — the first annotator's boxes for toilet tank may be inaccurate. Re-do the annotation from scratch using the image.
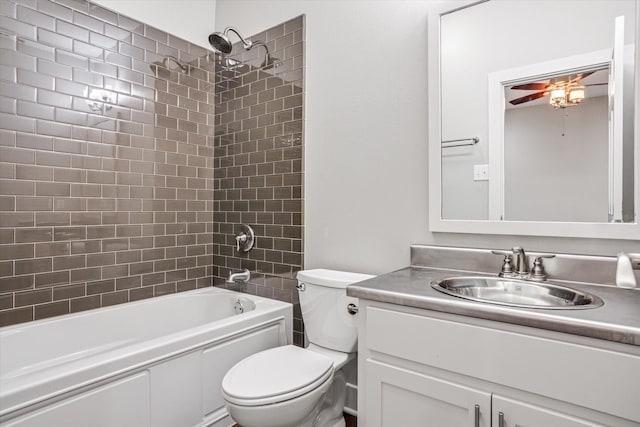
[297,269,374,353]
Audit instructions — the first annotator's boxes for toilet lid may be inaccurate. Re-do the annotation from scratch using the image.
[222,345,334,406]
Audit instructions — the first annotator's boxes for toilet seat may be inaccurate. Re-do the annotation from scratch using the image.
[222,345,334,407]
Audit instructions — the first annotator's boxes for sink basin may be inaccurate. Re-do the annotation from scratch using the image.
[431,276,603,309]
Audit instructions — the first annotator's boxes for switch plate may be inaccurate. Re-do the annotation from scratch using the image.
[474,164,489,181]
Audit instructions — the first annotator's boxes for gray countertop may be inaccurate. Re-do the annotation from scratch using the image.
[347,267,640,346]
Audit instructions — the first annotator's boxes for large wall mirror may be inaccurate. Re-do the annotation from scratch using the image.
[428,0,640,239]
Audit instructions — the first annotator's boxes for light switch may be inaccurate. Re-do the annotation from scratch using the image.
[473,164,489,181]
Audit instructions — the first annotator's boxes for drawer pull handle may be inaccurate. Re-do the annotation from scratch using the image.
[498,412,505,427]
[474,404,480,427]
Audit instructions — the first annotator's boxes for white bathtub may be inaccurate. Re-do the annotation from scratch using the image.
[0,287,292,427]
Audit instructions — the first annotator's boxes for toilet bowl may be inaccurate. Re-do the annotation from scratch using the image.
[221,269,374,427]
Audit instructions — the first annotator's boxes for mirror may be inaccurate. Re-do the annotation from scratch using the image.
[428,0,640,239]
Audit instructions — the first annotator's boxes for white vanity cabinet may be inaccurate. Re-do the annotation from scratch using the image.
[491,395,605,427]
[357,300,640,427]
[366,359,491,426]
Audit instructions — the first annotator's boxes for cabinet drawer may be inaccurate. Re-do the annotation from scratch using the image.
[366,306,640,422]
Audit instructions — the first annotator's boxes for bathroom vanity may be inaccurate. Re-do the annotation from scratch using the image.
[348,246,640,427]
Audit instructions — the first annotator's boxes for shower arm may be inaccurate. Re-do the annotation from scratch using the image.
[225,27,253,50]
[162,56,187,72]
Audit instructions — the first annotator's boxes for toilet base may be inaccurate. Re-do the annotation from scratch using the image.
[314,370,347,427]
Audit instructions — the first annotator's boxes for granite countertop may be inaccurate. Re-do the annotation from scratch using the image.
[347,266,640,346]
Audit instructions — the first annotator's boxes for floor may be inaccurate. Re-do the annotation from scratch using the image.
[233,413,357,427]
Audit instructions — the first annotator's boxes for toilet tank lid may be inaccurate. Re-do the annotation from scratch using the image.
[297,269,375,288]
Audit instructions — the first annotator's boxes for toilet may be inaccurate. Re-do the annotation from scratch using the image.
[221,269,374,427]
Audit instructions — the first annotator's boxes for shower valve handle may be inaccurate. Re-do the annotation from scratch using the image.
[236,233,247,251]
[234,224,255,252]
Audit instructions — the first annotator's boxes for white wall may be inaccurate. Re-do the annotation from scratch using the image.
[504,97,609,222]
[215,0,640,277]
[92,0,216,49]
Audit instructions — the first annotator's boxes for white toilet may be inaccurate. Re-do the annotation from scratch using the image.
[221,269,374,427]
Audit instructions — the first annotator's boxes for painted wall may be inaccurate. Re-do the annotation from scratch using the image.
[216,0,639,277]
[92,0,215,49]
[504,96,609,222]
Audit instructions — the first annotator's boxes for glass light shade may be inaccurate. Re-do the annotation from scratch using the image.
[550,88,566,104]
[569,87,585,104]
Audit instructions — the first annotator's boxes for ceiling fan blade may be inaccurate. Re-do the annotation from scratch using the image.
[548,70,599,86]
[583,82,608,87]
[511,82,549,91]
[509,91,548,105]
[572,71,595,82]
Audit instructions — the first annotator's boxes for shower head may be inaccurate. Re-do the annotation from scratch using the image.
[208,32,232,54]
[252,41,280,70]
[208,26,252,54]
[262,53,278,70]
[150,62,167,78]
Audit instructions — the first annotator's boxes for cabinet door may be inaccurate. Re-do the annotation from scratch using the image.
[492,394,604,427]
[366,360,491,427]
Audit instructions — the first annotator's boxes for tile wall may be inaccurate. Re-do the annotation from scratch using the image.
[212,16,305,345]
[0,0,218,326]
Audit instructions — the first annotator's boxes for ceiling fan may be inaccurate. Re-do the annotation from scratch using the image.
[508,71,608,109]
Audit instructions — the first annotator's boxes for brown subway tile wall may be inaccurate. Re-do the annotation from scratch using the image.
[1,1,306,342]
[0,0,218,327]
[212,16,305,346]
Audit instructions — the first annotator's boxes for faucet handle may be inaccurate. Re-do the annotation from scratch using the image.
[616,253,638,288]
[235,232,247,251]
[234,224,255,252]
[529,255,555,281]
[492,250,515,277]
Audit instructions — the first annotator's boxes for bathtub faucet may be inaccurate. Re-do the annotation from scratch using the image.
[227,268,251,284]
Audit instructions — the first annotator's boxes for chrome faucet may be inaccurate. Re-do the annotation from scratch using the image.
[492,247,555,281]
[511,246,528,276]
[226,268,250,285]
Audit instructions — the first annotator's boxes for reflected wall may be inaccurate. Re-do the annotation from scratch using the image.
[440,0,636,222]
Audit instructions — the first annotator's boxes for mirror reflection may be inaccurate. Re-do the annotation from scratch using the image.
[440,0,636,223]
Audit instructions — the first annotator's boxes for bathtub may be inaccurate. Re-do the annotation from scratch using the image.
[0,287,292,427]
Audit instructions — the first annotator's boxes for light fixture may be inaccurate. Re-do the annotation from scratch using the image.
[548,84,587,110]
[568,86,585,105]
[549,88,567,109]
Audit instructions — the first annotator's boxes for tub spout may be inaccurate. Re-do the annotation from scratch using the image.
[227,268,250,284]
